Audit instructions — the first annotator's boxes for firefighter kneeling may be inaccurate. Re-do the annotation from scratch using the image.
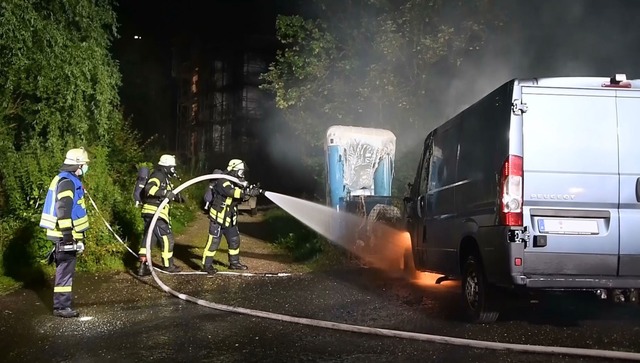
[201,159,262,274]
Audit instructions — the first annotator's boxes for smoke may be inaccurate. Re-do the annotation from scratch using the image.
[261,0,640,197]
[398,0,640,153]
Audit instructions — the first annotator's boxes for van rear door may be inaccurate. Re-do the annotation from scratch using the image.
[616,90,640,276]
[521,86,619,276]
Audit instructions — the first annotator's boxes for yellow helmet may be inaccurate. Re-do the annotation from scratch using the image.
[158,154,176,167]
[63,147,90,165]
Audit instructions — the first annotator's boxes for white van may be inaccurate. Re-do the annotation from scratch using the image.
[404,75,640,323]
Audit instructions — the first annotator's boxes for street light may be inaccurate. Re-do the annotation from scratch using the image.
[134,35,142,40]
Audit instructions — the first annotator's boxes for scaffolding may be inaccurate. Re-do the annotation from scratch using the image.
[172,35,273,174]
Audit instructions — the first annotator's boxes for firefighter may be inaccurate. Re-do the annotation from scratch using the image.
[39,147,91,318]
[201,159,261,273]
[136,154,183,276]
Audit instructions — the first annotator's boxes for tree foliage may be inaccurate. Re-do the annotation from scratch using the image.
[261,0,504,190]
[0,0,145,275]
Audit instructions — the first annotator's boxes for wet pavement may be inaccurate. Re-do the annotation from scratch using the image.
[1,265,640,363]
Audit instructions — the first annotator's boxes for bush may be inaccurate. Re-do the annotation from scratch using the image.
[0,0,203,285]
[0,216,51,288]
[263,208,322,261]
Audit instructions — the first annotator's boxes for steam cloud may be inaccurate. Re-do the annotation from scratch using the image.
[262,0,640,196]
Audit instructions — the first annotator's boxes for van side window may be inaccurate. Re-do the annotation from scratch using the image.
[428,147,441,191]
[430,128,458,191]
[419,136,433,196]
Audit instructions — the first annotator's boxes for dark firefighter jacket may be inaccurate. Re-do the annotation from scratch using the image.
[205,179,248,227]
[141,168,174,223]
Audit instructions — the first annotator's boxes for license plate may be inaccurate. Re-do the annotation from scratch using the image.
[537,218,599,235]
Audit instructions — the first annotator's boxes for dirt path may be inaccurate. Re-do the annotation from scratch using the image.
[171,210,310,274]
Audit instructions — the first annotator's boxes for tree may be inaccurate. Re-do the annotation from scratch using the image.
[261,0,504,192]
[0,0,144,273]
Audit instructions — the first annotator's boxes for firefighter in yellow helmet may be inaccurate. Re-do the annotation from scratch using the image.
[136,154,184,276]
[201,159,262,273]
[39,147,90,318]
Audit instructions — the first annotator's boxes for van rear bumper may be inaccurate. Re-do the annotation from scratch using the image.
[512,275,640,289]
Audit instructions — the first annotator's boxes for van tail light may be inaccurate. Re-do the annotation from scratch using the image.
[500,155,523,226]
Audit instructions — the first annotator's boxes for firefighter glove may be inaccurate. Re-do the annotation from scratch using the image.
[165,191,176,201]
[246,186,260,197]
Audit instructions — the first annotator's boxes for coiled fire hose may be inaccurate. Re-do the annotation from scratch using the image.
[141,173,640,361]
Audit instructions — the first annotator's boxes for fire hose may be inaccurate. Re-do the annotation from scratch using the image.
[141,173,640,361]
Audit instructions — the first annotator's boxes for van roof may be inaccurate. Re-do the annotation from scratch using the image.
[326,125,396,143]
[516,76,640,89]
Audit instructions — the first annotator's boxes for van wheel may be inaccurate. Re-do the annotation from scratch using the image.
[462,255,500,323]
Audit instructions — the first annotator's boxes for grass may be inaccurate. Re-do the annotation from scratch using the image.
[0,275,21,295]
[263,208,348,265]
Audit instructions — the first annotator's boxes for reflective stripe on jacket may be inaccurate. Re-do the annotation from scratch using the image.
[208,180,244,227]
[40,171,89,239]
[141,169,173,223]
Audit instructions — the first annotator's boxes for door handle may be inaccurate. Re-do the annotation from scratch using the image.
[417,195,424,218]
[636,178,640,203]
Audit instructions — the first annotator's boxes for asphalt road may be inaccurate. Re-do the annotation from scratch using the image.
[1,264,640,363]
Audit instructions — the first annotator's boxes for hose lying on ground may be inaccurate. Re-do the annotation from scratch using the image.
[144,174,640,362]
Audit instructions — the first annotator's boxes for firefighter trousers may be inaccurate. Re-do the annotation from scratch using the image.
[202,222,242,267]
[139,216,176,268]
[53,247,77,310]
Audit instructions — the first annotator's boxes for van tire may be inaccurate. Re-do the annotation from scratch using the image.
[462,255,500,324]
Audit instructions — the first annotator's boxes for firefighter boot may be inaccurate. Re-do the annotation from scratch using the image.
[53,308,79,318]
[228,254,248,270]
[162,264,182,273]
[202,265,218,275]
[161,258,182,273]
[228,262,248,270]
[137,260,151,277]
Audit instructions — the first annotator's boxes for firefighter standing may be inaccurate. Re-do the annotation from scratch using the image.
[201,159,261,274]
[39,148,90,318]
[137,154,183,276]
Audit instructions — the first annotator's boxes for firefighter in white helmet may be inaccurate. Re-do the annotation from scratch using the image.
[39,147,90,318]
[201,159,262,273]
[137,154,184,276]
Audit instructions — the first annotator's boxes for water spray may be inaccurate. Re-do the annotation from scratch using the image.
[265,191,412,274]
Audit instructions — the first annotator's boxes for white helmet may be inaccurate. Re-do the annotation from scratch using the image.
[227,159,246,178]
[158,154,176,167]
[63,147,90,165]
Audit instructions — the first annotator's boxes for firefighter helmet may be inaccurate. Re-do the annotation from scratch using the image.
[227,159,246,179]
[63,147,90,165]
[158,154,177,167]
